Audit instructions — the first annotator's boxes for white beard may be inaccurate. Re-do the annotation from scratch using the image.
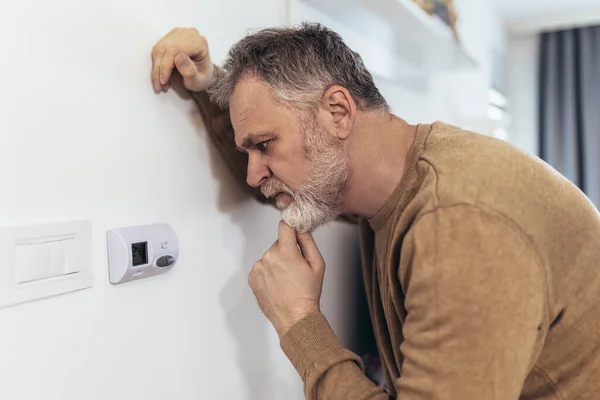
[261,116,350,233]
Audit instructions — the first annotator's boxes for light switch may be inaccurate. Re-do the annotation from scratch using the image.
[63,238,79,275]
[14,245,36,283]
[0,220,93,308]
[32,242,52,280]
[48,240,67,278]
[15,239,73,283]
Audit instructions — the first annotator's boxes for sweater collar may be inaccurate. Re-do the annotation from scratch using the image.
[368,122,433,232]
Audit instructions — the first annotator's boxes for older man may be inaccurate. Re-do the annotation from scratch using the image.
[151,23,600,399]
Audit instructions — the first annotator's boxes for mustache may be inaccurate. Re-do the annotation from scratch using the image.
[261,178,294,198]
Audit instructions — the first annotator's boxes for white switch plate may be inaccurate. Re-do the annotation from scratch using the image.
[0,219,93,308]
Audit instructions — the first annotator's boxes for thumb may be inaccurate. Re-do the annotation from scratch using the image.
[296,232,324,271]
[174,53,206,92]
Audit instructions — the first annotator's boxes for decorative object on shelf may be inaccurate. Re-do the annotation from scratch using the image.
[431,0,460,42]
[413,0,460,42]
[412,0,435,14]
[294,0,476,84]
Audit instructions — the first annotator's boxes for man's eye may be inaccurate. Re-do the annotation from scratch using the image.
[257,140,271,152]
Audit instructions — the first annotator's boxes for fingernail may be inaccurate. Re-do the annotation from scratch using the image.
[162,84,170,92]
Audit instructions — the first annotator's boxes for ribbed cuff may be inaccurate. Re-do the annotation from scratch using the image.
[280,311,363,380]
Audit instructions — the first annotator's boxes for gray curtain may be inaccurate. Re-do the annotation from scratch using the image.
[539,25,600,207]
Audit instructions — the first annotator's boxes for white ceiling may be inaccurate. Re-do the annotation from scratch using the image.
[494,0,600,21]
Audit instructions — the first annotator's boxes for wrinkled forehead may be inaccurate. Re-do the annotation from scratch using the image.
[229,75,303,144]
[230,77,278,131]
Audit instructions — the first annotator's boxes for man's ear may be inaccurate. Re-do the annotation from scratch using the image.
[319,85,357,140]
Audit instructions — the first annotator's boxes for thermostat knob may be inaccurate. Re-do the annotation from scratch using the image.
[155,255,175,268]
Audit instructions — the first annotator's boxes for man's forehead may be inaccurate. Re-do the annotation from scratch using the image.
[231,84,268,128]
[230,75,274,111]
[230,107,276,149]
[230,77,281,143]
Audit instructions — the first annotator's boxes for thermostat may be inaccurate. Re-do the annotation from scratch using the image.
[106,223,179,284]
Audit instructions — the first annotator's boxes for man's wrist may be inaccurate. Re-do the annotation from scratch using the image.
[193,63,218,93]
[276,307,320,338]
[279,311,363,380]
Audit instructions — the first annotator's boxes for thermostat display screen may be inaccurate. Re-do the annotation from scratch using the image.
[132,242,148,266]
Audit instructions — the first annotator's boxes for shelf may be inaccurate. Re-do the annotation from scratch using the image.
[298,0,477,80]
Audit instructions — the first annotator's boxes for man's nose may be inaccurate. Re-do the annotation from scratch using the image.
[246,154,270,188]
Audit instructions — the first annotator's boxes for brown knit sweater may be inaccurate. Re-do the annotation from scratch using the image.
[193,92,600,399]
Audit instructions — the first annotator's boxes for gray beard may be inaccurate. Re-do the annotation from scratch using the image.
[261,121,349,232]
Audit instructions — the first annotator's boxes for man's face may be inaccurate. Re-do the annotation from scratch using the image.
[230,76,349,232]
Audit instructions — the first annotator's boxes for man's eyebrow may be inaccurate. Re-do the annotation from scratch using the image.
[236,132,273,152]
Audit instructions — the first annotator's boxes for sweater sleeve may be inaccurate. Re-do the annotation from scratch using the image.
[280,311,393,399]
[394,205,549,399]
[190,89,360,225]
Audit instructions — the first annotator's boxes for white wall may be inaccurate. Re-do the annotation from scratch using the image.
[507,34,539,155]
[0,0,503,399]
[291,0,506,132]
[0,1,360,399]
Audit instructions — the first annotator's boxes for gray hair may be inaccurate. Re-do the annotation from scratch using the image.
[208,22,390,113]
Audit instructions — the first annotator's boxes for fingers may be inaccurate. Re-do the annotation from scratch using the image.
[151,47,167,93]
[268,239,278,251]
[158,48,177,88]
[174,53,204,92]
[151,28,212,93]
[277,220,298,249]
[248,260,261,286]
[297,231,324,271]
